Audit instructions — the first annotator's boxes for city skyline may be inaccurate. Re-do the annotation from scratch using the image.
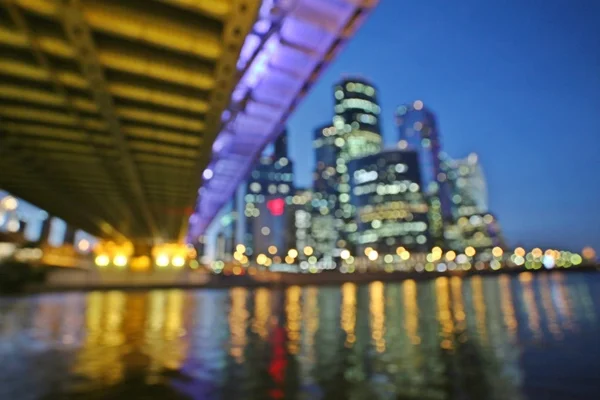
[287,0,600,252]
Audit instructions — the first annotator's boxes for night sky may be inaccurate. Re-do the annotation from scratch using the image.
[287,0,600,252]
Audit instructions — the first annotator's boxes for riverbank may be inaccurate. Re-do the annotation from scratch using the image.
[7,263,597,295]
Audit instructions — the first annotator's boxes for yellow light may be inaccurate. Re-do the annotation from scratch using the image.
[130,256,151,271]
[364,247,373,256]
[582,246,596,260]
[77,239,90,252]
[514,247,526,257]
[400,250,410,261]
[232,266,242,275]
[395,246,406,256]
[236,244,246,253]
[445,250,456,261]
[257,253,267,265]
[465,246,476,257]
[531,248,542,258]
[492,247,503,258]
[95,254,110,267]
[432,246,442,254]
[1,195,18,211]
[113,254,128,268]
[268,245,277,255]
[240,255,248,264]
[264,258,272,267]
[368,250,379,261]
[172,255,185,268]
[285,256,294,264]
[233,252,243,261]
[288,249,298,258]
[340,249,350,260]
[303,246,314,256]
[156,254,170,267]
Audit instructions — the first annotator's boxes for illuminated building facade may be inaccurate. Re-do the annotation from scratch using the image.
[312,124,341,257]
[442,153,505,252]
[290,189,315,259]
[244,132,295,259]
[348,150,430,255]
[445,153,488,218]
[444,213,505,252]
[333,78,383,250]
[396,102,452,245]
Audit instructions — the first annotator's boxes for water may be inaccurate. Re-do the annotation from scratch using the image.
[1,272,599,400]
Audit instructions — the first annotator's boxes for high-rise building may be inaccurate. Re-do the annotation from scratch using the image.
[312,124,341,257]
[442,153,505,252]
[347,150,430,256]
[445,153,488,218]
[396,101,452,246]
[444,213,505,252]
[333,78,383,251]
[333,78,382,159]
[290,188,314,259]
[244,131,295,259]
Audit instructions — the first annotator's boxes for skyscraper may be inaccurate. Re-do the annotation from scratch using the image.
[333,78,382,159]
[243,130,295,259]
[442,153,505,252]
[445,153,488,218]
[333,78,383,251]
[347,150,430,256]
[312,124,340,258]
[396,101,452,246]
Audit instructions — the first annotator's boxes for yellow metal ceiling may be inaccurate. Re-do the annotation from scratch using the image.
[0,0,260,244]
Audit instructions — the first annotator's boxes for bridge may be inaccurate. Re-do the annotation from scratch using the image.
[0,0,377,253]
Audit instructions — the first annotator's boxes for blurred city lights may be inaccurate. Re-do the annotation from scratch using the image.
[95,254,110,267]
[156,254,170,267]
[492,247,503,258]
[0,195,18,211]
[340,249,350,260]
[172,255,185,268]
[113,254,128,268]
[77,239,91,252]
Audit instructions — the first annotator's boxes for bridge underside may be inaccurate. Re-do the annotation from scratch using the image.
[0,0,258,243]
[0,0,377,245]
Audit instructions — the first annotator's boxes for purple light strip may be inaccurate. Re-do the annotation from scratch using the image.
[188,0,379,242]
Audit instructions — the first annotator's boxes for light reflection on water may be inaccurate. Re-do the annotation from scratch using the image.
[0,272,599,400]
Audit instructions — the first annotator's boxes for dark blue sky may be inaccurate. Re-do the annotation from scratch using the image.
[287,0,600,252]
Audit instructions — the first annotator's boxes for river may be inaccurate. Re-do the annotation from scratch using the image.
[1,272,599,399]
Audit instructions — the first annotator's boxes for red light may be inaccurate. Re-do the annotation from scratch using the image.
[267,198,285,216]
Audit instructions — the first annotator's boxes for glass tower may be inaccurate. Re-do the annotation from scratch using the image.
[244,130,295,259]
[333,78,383,252]
[396,101,452,247]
